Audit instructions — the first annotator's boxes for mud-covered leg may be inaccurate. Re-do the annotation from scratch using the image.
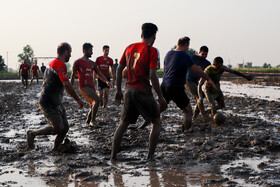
[182,103,192,132]
[111,119,130,160]
[147,118,161,160]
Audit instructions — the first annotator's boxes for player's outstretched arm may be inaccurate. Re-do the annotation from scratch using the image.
[63,81,83,109]
[225,67,253,81]
[150,68,167,112]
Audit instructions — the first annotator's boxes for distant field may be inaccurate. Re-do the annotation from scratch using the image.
[234,68,280,73]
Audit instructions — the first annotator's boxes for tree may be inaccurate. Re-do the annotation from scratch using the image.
[18,45,34,65]
[172,45,198,55]
[263,63,268,68]
[0,55,6,71]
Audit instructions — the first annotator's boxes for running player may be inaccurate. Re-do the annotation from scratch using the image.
[71,43,112,127]
[185,46,211,120]
[95,45,115,108]
[111,23,167,160]
[26,42,84,151]
[30,60,39,84]
[198,56,253,116]
[18,59,30,89]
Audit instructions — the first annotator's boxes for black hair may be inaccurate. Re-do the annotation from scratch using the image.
[83,43,93,51]
[57,42,71,55]
[200,46,209,53]
[103,45,110,50]
[141,23,158,39]
[214,56,223,64]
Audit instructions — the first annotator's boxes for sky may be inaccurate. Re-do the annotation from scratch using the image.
[1,0,280,70]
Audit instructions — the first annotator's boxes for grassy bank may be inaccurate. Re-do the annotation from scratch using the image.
[234,68,280,73]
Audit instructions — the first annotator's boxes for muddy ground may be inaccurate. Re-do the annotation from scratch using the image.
[0,77,279,186]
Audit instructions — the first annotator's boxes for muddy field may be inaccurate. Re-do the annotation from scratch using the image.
[0,77,279,186]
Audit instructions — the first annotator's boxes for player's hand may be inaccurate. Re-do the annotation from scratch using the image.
[77,99,84,109]
[158,96,167,112]
[207,79,217,90]
[115,91,123,106]
[245,74,254,81]
[106,81,113,88]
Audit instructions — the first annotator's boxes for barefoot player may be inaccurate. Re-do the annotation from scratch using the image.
[71,43,112,127]
[95,45,115,108]
[26,42,84,151]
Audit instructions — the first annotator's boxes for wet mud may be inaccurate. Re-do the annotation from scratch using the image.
[0,78,279,186]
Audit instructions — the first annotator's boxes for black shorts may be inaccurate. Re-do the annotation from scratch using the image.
[121,89,160,124]
[161,86,190,109]
[98,78,110,91]
[21,75,28,80]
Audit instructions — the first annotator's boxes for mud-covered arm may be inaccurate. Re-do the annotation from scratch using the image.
[63,81,83,109]
[150,68,167,112]
[198,77,206,99]
[225,66,253,80]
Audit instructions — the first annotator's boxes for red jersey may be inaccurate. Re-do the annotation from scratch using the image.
[20,63,30,76]
[95,56,113,79]
[31,65,39,75]
[73,58,97,89]
[120,42,159,95]
[48,58,69,83]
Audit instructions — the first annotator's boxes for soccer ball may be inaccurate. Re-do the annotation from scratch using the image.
[213,112,226,125]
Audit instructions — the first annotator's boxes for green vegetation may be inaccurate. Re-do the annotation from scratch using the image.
[18,45,34,65]
[0,55,6,71]
[0,71,18,76]
[234,68,280,73]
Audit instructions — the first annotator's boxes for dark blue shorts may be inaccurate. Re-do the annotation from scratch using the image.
[98,78,110,91]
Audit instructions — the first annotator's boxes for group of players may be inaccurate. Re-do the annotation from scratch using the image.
[18,59,46,88]
[25,22,252,160]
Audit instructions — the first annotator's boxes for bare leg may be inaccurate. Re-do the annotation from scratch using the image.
[111,119,130,160]
[98,90,103,107]
[147,118,161,160]
[103,88,109,108]
[182,103,192,132]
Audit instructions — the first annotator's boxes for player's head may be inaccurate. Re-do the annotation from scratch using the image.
[115,59,118,63]
[57,42,72,63]
[213,57,223,70]
[177,37,190,52]
[42,63,44,66]
[199,46,209,59]
[141,23,158,45]
[103,45,110,57]
[83,43,93,58]
[23,59,27,64]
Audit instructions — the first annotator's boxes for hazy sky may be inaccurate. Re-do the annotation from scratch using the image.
[1,0,280,70]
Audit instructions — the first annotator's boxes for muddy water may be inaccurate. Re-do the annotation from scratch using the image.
[0,79,280,186]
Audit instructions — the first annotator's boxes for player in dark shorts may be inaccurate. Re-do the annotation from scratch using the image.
[30,60,39,84]
[95,45,116,108]
[71,43,112,127]
[111,23,167,160]
[41,63,46,74]
[26,43,84,151]
[198,57,253,116]
[158,37,215,132]
[18,59,30,89]
[185,46,211,120]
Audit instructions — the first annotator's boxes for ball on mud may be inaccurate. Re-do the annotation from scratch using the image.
[213,112,226,125]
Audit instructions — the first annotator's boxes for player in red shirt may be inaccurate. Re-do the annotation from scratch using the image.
[111,23,167,160]
[26,43,84,151]
[30,60,40,84]
[18,59,31,89]
[71,43,112,127]
[95,45,115,108]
